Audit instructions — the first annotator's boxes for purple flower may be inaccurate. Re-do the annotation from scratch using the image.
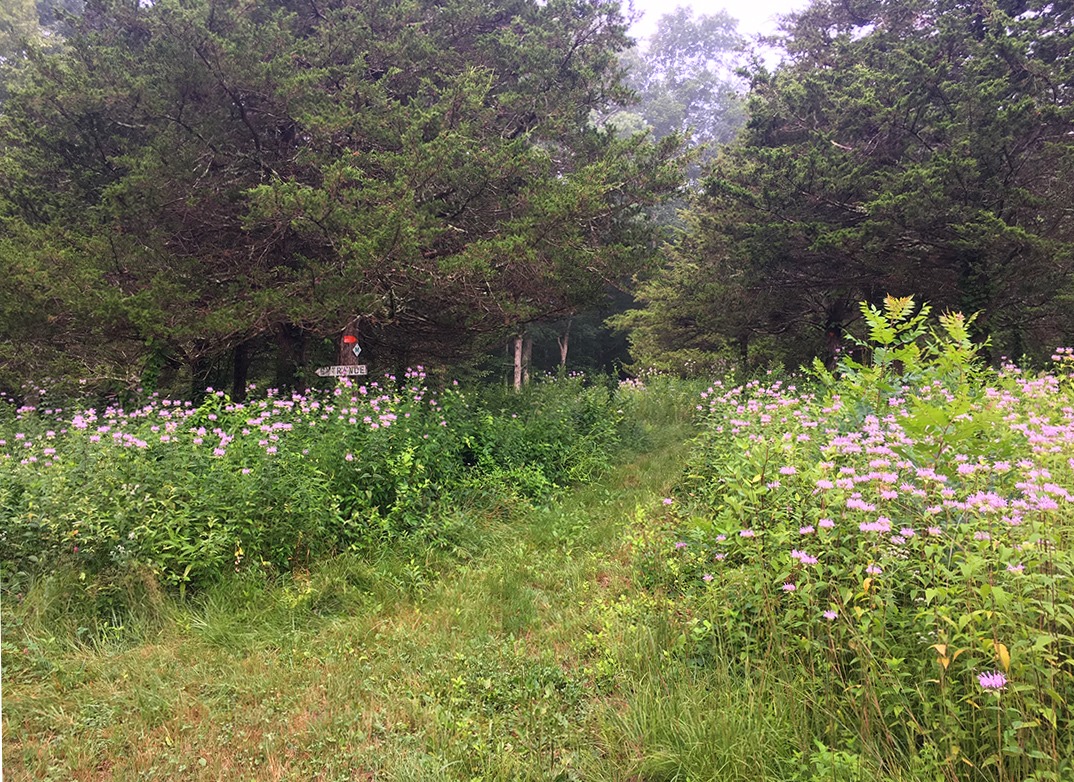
[859,518,892,533]
[978,671,1007,691]
[1006,563,1024,573]
[799,525,815,535]
[739,529,755,538]
[790,549,819,565]
[674,541,688,550]
[823,610,837,620]
[819,518,835,529]
[866,564,882,576]
[782,583,796,592]
[663,497,674,506]
[702,573,713,582]
[779,466,797,475]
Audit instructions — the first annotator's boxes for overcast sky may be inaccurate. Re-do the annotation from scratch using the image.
[627,0,810,41]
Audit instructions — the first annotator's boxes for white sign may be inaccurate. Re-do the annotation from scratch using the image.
[315,365,368,377]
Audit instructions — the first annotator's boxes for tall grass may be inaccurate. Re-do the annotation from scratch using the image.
[652,300,1074,780]
[1,374,705,781]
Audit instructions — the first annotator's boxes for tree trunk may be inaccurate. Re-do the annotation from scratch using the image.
[557,319,571,371]
[512,334,523,391]
[822,298,852,371]
[190,356,214,402]
[957,250,993,364]
[231,340,254,402]
[394,345,409,389]
[337,317,362,367]
[738,334,749,370]
[274,324,308,393]
[824,325,841,371]
[522,333,532,386]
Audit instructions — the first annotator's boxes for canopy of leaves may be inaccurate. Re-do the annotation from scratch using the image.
[623,0,1074,372]
[0,0,685,394]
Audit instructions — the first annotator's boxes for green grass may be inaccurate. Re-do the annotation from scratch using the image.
[1,383,893,781]
[0,391,677,779]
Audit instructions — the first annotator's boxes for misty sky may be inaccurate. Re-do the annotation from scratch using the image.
[627,0,810,40]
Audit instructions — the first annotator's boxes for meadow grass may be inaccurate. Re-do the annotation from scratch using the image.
[2,379,745,781]
[2,367,1003,781]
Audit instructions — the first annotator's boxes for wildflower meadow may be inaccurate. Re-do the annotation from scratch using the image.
[0,371,621,597]
[650,298,1074,779]
[5,300,1074,781]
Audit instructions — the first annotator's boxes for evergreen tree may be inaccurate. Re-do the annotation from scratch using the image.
[0,0,684,395]
[624,0,1074,371]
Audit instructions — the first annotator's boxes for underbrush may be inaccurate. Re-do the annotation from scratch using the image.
[651,298,1074,780]
[0,372,623,606]
[0,387,703,781]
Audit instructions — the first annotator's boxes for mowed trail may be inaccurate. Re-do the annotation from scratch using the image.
[3,419,694,781]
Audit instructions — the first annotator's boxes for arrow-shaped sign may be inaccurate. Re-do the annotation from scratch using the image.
[315,365,367,377]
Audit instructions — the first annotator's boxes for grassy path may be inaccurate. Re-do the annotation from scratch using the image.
[5,417,744,781]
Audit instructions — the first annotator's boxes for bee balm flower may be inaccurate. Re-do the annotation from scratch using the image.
[978,671,1007,691]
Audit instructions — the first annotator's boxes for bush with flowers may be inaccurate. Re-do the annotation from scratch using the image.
[658,298,1074,780]
[0,371,622,596]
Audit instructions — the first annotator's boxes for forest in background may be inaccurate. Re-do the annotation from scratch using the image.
[1,0,1072,397]
[5,5,1074,777]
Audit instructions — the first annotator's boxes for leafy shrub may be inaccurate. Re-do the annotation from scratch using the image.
[0,371,623,595]
[658,298,1074,780]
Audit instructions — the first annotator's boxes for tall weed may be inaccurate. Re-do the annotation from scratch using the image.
[0,372,624,605]
[657,298,1074,780]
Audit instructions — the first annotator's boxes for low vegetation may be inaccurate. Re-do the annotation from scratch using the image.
[0,372,622,599]
[4,301,1074,780]
[653,298,1074,779]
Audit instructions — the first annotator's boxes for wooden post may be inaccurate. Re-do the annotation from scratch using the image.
[513,335,523,390]
[338,317,362,369]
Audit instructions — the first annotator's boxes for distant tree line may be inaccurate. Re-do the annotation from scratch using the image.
[619,0,1074,374]
[0,0,685,397]
[4,0,1070,395]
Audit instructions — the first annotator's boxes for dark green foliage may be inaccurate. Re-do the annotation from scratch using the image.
[623,0,1074,371]
[0,0,685,395]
